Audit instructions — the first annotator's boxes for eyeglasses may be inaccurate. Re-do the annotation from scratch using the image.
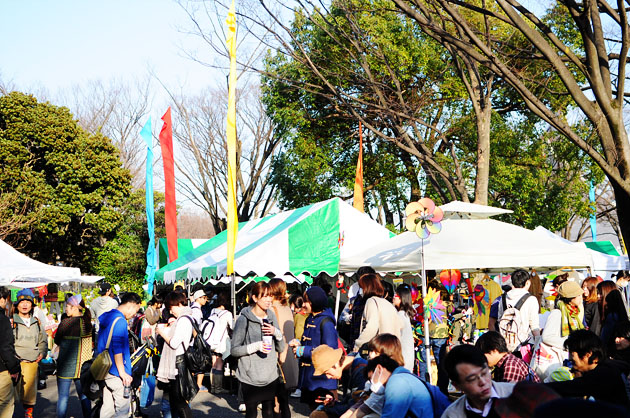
[463,366,491,384]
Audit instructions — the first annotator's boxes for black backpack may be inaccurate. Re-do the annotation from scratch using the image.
[181,316,213,373]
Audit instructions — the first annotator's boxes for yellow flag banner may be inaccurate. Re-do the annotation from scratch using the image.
[226,0,238,275]
[353,121,364,212]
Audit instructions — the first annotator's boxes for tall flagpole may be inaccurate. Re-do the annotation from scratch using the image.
[141,119,157,296]
[226,0,239,317]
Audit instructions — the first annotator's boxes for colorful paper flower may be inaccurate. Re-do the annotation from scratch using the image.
[439,269,461,294]
[405,198,443,239]
[423,287,446,324]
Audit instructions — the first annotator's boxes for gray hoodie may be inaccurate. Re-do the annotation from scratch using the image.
[90,296,119,328]
[231,306,285,387]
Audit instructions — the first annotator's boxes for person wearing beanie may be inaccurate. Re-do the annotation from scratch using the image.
[288,286,340,410]
[89,282,119,332]
[55,294,93,418]
[539,280,584,379]
[13,289,47,418]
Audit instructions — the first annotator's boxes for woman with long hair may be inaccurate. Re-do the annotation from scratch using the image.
[55,295,93,418]
[392,284,415,371]
[352,274,403,353]
[582,277,601,333]
[598,281,630,353]
[231,282,285,418]
[156,291,195,418]
[289,286,339,411]
[269,279,297,418]
[13,289,47,418]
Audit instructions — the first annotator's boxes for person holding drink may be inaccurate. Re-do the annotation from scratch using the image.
[231,282,285,418]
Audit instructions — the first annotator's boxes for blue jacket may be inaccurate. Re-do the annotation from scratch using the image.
[298,308,338,391]
[96,310,130,377]
[382,367,432,418]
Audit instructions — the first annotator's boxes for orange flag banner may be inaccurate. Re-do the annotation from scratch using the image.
[353,121,364,212]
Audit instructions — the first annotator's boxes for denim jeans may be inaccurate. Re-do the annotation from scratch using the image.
[56,377,91,418]
[161,393,173,418]
[417,338,448,382]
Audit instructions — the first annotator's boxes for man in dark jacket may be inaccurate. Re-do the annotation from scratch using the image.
[546,329,630,410]
[0,286,20,418]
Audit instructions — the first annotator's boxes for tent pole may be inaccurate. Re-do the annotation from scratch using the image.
[231,273,236,318]
[334,273,341,320]
[421,239,432,384]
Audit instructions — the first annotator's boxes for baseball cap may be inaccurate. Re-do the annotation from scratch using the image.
[192,290,207,301]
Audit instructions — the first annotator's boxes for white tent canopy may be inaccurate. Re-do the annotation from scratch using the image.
[0,239,98,286]
[340,202,595,273]
[532,226,628,276]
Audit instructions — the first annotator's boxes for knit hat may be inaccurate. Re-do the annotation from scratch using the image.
[66,294,83,307]
[16,289,34,305]
[543,366,573,383]
[306,286,328,313]
[557,281,582,299]
[312,345,344,376]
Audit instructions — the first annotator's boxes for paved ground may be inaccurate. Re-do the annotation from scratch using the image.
[21,376,311,418]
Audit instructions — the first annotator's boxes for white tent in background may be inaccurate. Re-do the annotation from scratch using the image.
[0,239,99,286]
[532,226,629,277]
[340,202,596,273]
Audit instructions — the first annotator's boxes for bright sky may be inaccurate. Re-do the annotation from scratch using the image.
[0,0,218,97]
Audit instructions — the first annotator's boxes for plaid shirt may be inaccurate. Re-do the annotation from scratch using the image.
[493,353,540,383]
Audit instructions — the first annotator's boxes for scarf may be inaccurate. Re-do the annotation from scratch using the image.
[558,300,584,337]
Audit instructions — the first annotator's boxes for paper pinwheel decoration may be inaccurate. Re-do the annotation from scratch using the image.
[405,198,443,239]
[473,284,489,315]
[423,287,446,324]
[439,269,461,294]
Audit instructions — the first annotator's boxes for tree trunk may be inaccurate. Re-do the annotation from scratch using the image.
[610,180,630,255]
[473,103,491,205]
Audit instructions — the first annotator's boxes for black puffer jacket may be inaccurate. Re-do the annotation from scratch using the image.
[0,309,20,374]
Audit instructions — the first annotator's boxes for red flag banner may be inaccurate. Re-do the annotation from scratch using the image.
[160,107,178,262]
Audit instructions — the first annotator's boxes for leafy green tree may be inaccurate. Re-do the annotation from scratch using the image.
[0,92,131,266]
[90,189,166,295]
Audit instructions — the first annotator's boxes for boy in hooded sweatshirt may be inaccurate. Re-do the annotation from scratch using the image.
[89,282,119,332]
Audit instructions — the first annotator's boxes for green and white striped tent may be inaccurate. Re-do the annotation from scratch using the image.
[154,198,393,285]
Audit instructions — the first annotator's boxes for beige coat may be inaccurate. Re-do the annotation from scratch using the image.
[353,296,403,351]
[272,301,299,390]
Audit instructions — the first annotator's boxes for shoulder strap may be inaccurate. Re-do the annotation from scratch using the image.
[501,293,508,311]
[319,316,333,335]
[514,294,532,311]
[105,316,122,350]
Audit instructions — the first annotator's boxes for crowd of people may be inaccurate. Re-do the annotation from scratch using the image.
[0,268,629,417]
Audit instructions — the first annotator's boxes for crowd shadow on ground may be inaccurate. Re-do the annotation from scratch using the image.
[32,377,311,418]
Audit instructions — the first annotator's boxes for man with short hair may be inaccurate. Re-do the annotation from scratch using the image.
[0,286,20,418]
[96,292,142,417]
[442,345,514,418]
[475,331,540,383]
[546,329,630,409]
[190,289,208,325]
[367,354,434,418]
[89,282,119,331]
[495,269,541,346]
